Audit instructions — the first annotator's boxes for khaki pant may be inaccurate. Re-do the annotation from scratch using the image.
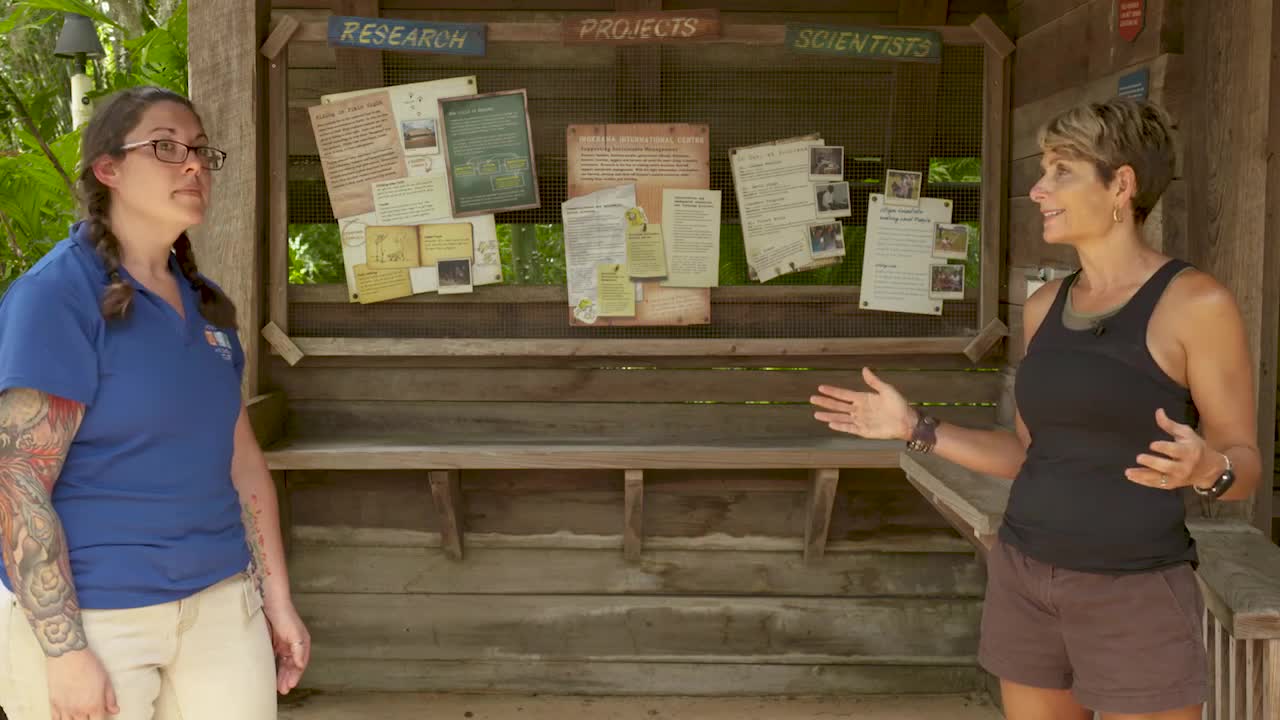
[0,572,277,720]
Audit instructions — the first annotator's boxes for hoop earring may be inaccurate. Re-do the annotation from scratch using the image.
[1112,206,1122,223]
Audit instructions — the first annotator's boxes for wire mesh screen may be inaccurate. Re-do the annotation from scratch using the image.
[287,36,987,340]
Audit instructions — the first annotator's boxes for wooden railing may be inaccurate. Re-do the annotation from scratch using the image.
[899,453,1280,720]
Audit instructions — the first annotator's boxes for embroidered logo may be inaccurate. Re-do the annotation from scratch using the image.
[204,326,233,362]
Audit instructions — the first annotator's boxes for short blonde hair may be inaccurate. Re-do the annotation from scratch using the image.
[1037,97,1176,223]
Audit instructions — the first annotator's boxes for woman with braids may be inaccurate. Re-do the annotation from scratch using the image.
[812,97,1259,719]
[0,87,308,720]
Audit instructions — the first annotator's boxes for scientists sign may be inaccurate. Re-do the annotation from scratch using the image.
[327,15,486,56]
[786,24,942,63]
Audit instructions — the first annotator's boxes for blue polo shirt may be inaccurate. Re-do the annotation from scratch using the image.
[0,222,250,609]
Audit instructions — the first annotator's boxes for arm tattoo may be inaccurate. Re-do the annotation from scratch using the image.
[0,388,86,657]
[242,493,270,598]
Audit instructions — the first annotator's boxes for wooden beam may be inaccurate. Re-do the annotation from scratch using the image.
[188,0,268,398]
[429,470,464,561]
[803,469,839,564]
[260,15,300,60]
[281,336,975,358]
[623,469,644,563]
[267,51,289,333]
[981,43,1011,331]
[290,19,983,46]
[970,13,1013,58]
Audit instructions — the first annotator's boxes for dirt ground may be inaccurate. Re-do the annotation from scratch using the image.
[278,692,1004,720]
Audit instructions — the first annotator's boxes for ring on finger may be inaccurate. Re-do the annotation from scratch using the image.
[1159,474,1168,488]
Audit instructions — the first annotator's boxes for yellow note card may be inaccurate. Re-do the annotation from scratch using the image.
[626,223,667,278]
[353,263,414,304]
[596,263,636,317]
[419,223,474,266]
[365,226,420,270]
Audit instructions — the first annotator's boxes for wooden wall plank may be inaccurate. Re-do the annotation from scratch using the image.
[1011,2,1089,106]
[293,593,982,661]
[282,400,997,440]
[188,0,268,396]
[1010,0,1090,38]
[294,658,983,695]
[1011,53,1185,161]
[287,543,985,596]
[269,366,1003,404]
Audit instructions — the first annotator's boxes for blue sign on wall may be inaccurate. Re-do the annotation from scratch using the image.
[1117,67,1150,101]
[327,15,486,57]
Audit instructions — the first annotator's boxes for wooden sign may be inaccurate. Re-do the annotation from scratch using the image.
[327,15,486,56]
[563,9,720,45]
[786,24,942,63]
[1117,0,1144,42]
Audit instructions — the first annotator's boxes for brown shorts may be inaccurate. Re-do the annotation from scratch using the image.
[978,537,1208,714]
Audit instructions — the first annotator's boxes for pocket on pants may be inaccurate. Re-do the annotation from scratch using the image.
[241,574,264,620]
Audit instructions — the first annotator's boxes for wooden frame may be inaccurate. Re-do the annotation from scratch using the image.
[261,14,1012,363]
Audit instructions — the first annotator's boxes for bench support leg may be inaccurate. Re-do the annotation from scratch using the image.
[804,469,840,565]
[624,469,644,563]
[429,470,465,561]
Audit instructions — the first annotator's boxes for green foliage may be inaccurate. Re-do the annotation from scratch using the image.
[288,224,344,284]
[0,1,188,288]
[929,157,982,184]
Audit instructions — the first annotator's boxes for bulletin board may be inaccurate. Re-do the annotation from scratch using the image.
[261,12,1012,360]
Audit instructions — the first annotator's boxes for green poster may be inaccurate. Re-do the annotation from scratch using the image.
[439,89,541,217]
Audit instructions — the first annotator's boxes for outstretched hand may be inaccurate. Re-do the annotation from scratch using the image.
[811,367,916,441]
[1124,407,1217,491]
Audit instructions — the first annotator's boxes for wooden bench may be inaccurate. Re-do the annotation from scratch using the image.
[251,392,989,564]
[899,451,1280,719]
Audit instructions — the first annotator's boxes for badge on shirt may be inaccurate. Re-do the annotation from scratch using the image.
[203,325,233,362]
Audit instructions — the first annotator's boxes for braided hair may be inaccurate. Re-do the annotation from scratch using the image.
[77,87,237,329]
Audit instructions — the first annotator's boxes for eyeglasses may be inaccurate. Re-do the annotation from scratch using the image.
[119,139,227,171]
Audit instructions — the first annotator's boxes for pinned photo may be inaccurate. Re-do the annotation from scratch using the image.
[815,181,852,218]
[808,221,846,260]
[809,146,844,182]
[933,223,971,260]
[437,257,474,295]
[929,263,965,300]
[885,169,922,206]
[401,118,438,152]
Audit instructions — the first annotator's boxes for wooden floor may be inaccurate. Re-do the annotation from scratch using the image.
[277,692,1004,719]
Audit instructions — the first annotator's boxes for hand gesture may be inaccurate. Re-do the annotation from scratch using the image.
[47,648,119,720]
[811,368,916,441]
[265,601,311,695]
[1125,408,1217,491]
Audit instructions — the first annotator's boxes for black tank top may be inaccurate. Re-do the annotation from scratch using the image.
[1001,258,1199,573]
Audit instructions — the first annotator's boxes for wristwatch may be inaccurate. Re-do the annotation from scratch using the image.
[906,413,939,454]
[1193,453,1235,499]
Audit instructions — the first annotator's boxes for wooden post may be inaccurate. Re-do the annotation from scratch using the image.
[429,470,465,560]
[624,469,644,562]
[803,469,840,564]
[976,14,1012,333]
[1185,0,1278,531]
[188,0,268,397]
[263,23,293,335]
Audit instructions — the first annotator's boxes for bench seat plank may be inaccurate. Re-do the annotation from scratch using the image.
[264,435,904,470]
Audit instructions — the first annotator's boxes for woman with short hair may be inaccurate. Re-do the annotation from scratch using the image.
[812,97,1258,719]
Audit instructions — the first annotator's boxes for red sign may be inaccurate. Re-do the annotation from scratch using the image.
[1117,0,1144,42]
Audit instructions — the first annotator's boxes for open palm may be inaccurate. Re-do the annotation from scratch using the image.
[810,368,915,441]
